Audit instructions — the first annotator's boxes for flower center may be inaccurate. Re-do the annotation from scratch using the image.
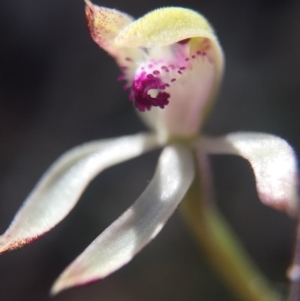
[118,38,212,113]
[129,71,170,112]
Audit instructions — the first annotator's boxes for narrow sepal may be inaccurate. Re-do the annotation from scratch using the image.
[200,132,299,214]
[51,145,195,294]
[85,0,133,56]
[0,134,160,254]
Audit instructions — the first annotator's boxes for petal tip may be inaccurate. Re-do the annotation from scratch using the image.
[50,274,75,296]
[0,236,19,254]
[84,0,134,56]
[287,263,300,281]
[257,188,299,216]
[50,278,74,297]
[50,280,65,296]
[0,236,38,255]
[0,236,9,255]
[84,0,91,7]
[50,270,100,296]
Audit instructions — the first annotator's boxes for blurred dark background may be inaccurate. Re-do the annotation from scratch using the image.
[0,0,300,300]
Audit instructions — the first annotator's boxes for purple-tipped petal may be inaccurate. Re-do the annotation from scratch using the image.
[85,0,142,75]
[200,132,299,214]
[0,134,160,254]
[85,0,133,56]
[51,145,195,295]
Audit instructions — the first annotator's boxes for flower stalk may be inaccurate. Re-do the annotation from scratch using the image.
[180,154,281,301]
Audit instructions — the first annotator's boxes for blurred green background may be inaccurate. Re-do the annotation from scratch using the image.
[0,0,300,300]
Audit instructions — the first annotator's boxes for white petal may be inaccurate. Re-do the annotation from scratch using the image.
[85,0,133,56]
[0,133,161,254]
[51,145,195,294]
[200,132,299,214]
[85,0,142,73]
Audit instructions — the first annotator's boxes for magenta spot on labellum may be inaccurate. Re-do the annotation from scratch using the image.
[185,58,190,61]
[169,64,175,69]
[120,66,128,70]
[153,70,160,75]
[130,72,170,112]
[125,57,132,62]
[180,67,186,70]
[178,70,182,74]
[202,52,206,56]
[148,64,153,68]
[177,38,191,45]
[197,51,202,55]
[161,66,167,70]
[171,78,176,82]
[192,55,196,59]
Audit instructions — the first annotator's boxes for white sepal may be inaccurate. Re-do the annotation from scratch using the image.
[0,133,160,254]
[51,145,195,294]
[200,132,299,214]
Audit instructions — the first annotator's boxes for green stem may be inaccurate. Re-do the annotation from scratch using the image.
[180,175,281,301]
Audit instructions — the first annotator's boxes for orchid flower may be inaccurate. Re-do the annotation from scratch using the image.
[0,0,298,296]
